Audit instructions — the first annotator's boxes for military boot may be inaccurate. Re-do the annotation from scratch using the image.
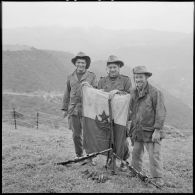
[120,161,128,172]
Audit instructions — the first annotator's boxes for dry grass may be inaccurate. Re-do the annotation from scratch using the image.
[2,122,193,193]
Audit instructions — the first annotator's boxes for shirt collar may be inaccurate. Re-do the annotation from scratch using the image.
[136,82,149,98]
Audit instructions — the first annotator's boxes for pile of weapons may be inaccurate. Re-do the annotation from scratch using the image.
[81,169,111,183]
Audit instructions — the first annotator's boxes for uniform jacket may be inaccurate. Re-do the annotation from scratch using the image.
[98,74,132,138]
[62,70,98,116]
[129,82,166,142]
[97,74,132,93]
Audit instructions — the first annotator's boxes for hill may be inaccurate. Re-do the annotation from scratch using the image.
[2,47,193,129]
[3,27,191,60]
[3,48,74,93]
[3,27,193,108]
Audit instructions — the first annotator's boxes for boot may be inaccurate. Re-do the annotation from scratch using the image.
[120,161,128,172]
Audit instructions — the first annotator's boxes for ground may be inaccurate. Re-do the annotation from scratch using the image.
[2,122,193,193]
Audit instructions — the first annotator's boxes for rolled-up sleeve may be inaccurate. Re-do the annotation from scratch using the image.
[61,78,71,111]
[153,90,166,130]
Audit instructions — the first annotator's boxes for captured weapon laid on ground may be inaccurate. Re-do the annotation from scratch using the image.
[113,153,162,189]
[127,164,162,189]
[55,148,112,166]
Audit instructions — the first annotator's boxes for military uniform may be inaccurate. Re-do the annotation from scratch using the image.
[129,79,166,179]
[62,70,98,157]
[98,74,131,93]
[98,74,132,161]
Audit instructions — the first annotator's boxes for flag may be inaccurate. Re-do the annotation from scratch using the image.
[82,86,131,159]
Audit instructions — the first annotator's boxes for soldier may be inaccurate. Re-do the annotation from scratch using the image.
[129,66,166,187]
[62,52,98,165]
[98,55,132,171]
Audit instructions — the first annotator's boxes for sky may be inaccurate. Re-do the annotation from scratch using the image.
[2,2,194,33]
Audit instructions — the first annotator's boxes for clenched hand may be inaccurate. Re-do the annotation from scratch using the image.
[152,129,161,143]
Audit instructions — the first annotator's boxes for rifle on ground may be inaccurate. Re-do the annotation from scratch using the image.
[127,163,162,189]
[55,148,112,166]
[113,153,162,189]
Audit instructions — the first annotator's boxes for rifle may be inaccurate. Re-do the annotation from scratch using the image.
[55,148,112,166]
[127,163,162,189]
[112,153,162,189]
[105,98,116,174]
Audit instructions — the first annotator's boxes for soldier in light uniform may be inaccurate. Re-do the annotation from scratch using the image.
[129,66,166,187]
[62,52,98,165]
[98,55,132,171]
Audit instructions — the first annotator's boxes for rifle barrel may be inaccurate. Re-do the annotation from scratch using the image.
[56,148,112,166]
[113,155,162,189]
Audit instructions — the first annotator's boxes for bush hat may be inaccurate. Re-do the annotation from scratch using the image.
[133,66,152,77]
[107,55,124,68]
[71,52,91,69]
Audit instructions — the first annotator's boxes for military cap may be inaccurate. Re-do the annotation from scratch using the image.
[71,52,91,69]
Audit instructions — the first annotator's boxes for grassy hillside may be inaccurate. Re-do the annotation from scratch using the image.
[2,93,63,116]
[3,49,74,93]
[2,86,193,129]
[2,122,192,193]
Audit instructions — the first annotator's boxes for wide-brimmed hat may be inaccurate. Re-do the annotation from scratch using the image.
[107,55,124,67]
[71,52,91,69]
[133,66,152,77]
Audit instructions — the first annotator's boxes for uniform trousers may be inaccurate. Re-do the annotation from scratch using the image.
[131,141,163,178]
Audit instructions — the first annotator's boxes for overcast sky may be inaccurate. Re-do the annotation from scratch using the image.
[2,2,194,33]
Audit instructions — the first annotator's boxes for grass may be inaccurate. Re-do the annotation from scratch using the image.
[2,122,193,193]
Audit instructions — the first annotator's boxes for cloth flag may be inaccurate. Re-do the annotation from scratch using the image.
[82,85,131,159]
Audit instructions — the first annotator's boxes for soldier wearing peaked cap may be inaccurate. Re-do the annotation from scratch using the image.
[129,65,166,187]
[62,52,98,165]
[98,55,132,171]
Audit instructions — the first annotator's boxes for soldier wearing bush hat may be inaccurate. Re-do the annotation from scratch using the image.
[71,52,91,69]
[62,51,97,165]
[98,55,132,171]
[129,65,166,187]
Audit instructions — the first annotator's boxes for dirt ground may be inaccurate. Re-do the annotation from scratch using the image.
[2,122,193,193]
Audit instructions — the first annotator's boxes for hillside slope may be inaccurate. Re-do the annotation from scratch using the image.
[2,122,193,193]
[3,48,74,92]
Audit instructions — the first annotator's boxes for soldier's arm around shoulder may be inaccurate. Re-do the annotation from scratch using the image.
[61,76,71,111]
[152,88,167,130]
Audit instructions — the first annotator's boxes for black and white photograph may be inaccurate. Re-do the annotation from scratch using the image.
[2,1,193,193]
